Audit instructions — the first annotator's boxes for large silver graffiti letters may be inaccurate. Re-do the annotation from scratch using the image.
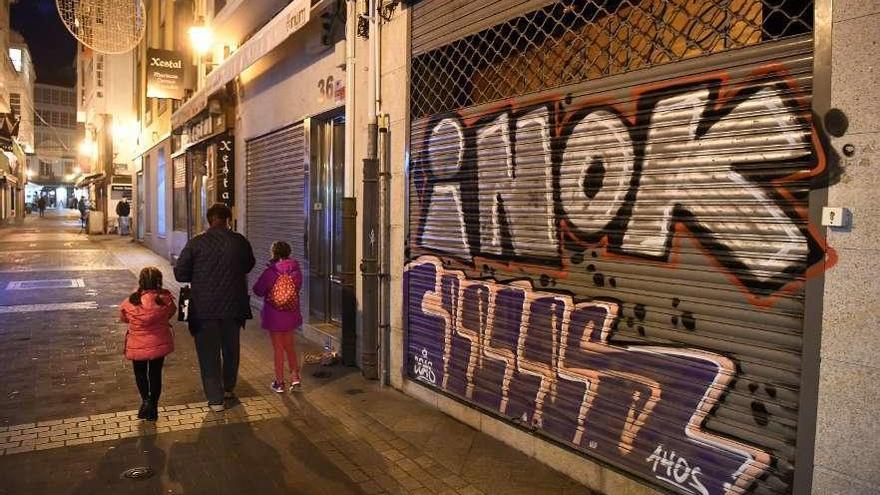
[421,118,469,258]
[620,86,809,278]
[559,108,635,236]
[477,108,556,258]
[414,75,817,295]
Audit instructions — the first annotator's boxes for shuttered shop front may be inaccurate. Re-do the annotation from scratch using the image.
[405,2,828,494]
[246,123,307,314]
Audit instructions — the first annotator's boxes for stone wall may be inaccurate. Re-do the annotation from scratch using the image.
[813,1,880,493]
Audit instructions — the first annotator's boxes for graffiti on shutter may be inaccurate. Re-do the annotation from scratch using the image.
[406,39,837,495]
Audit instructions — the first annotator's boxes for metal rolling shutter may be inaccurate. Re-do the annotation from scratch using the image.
[246,123,307,314]
[406,3,822,495]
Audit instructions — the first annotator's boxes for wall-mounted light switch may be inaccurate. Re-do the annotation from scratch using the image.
[821,207,847,227]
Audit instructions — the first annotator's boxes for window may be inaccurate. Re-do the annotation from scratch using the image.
[158,98,167,115]
[9,48,22,72]
[64,161,74,175]
[136,59,143,122]
[144,155,151,233]
[9,93,20,117]
[173,155,187,231]
[39,161,52,177]
[156,148,166,237]
[96,55,104,88]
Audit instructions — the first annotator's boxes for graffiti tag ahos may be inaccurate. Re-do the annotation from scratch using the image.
[406,257,770,495]
[413,70,827,299]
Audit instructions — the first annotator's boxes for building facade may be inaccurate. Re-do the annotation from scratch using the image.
[0,0,31,224]
[93,1,880,493]
[75,43,136,232]
[26,83,84,208]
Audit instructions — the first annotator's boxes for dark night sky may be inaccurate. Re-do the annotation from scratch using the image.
[11,0,77,87]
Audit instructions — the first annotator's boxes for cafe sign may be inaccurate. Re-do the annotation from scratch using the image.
[147,48,185,100]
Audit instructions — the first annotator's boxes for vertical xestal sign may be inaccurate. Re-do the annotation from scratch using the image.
[146,48,185,100]
[216,134,234,207]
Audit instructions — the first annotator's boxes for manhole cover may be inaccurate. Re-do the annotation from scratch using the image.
[121,467,154,480]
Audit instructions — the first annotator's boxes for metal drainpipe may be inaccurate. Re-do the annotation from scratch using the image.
[344,0,356,198]
[379,118,391,387]
[341,0,359,367]
[361,0,381,380]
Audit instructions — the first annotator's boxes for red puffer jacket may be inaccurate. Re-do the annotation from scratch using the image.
[120,289,177,361]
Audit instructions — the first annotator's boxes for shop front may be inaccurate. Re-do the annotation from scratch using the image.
[171,92,233,241]
[403,2,824,494]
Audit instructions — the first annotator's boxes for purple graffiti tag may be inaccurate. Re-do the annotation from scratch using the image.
[405,256,770,495]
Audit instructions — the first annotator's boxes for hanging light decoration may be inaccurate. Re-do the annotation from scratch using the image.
[56,0,146,54]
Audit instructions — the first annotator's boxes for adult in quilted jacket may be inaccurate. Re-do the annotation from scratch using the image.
[174,203,256,410]
[120,267,177,421]
[253,241,303,393]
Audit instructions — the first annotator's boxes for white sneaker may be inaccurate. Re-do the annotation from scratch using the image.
[208,404,225,412]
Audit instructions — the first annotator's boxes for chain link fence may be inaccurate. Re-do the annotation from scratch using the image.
[411,0,814,119]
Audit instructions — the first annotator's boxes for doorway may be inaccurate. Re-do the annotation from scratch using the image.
[309,115,346,324]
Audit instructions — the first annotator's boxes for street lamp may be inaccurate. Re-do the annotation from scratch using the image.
[189,18,214,56]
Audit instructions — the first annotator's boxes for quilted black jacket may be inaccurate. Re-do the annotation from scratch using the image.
[174,227,256,323]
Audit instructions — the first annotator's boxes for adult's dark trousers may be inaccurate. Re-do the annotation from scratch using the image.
[132,357,165,403]
[192,319,241,405]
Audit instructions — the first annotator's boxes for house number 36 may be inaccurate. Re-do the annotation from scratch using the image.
[317,76,334,101]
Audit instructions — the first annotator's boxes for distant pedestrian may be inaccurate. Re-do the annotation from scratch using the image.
[78,199,88,231]
[252,241,303,393]
[174,203,255,412]
[120,267,176,421]
[116,198,131,236]
[37,196,46,217]
[70,197,78,211]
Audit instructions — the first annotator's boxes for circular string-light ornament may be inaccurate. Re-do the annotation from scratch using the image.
[56,0,146,54]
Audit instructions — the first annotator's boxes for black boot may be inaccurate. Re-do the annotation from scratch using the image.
[145,400,159,421]
[137,400,150,420]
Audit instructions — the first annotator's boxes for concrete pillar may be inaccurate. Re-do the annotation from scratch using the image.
[812,2,880,493]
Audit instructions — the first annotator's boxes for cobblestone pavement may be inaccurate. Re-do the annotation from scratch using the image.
[0,210,592,495]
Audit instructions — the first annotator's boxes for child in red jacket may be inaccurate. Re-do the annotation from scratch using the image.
[120,267,176,421]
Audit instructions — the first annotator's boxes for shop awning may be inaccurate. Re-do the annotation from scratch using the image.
[75,172,105,189]
[171,0,318,130]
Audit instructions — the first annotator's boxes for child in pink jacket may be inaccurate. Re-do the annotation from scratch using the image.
[252,241,303,393]
[120,267,176,421]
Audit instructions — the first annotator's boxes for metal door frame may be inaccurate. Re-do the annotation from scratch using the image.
[308,108,346,324]
[794,0,832,492]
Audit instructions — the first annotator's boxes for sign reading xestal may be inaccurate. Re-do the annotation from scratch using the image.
[147,49,185,100]
[215,133,234,208]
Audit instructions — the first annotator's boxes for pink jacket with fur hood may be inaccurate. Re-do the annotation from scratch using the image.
[120,289,176,361]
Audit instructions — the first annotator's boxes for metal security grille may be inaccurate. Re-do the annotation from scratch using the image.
[410,0,813,119]
[246,123,308,314]
[407,3,825,495]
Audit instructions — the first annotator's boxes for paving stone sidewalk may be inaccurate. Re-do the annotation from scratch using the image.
[0,210,593,495]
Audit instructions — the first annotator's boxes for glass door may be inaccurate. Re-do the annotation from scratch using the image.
[309,115,346,324]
